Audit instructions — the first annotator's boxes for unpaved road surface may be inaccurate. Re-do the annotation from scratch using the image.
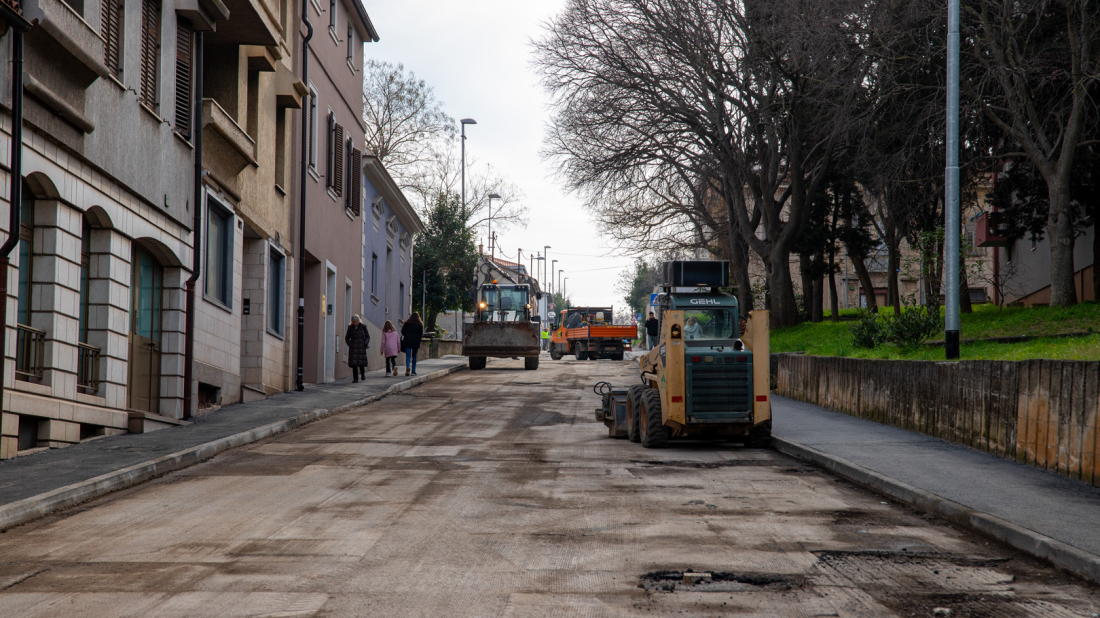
[1,358,1097,617]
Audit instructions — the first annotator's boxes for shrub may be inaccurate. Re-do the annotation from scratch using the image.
[849,309,886,349]
[884,306,942,348]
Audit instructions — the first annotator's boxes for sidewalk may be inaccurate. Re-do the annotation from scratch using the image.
[0,357,468,522]
[773,394,1100,582]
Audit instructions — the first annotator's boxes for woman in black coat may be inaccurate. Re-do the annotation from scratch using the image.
[400,312,424,376]
[345,314,370,382]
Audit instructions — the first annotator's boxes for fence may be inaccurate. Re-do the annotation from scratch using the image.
[775,354,1100,486]
[77,342,101,393]
[15,324,45,381]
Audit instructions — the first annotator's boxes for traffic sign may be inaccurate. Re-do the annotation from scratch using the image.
[649,293,658,307]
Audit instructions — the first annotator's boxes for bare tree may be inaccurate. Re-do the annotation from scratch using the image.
[965,0,1100,306]
[362,60,456,190]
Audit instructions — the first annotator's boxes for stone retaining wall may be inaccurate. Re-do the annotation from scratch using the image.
[774,354,1100,486]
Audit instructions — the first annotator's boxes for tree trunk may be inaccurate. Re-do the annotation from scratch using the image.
[828,248,839,321]
[1047,185,1078,306]
[426,310,439,335]
[799,252,813,319]
[812,247,824,322]
[768,253,799,327]
[886,224,902,314]
[1092,218,1099,302]
[728,225,753,313]
[851,256,879,313]
[959,258,973,313]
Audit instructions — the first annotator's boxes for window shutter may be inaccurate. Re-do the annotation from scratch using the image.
[308,95,316,167]
[333,122,344,197]
[326,113,335,186]
[102,0,122,78]
[174,19,193,138]
[140,0,161,108]
[351,147,362,216]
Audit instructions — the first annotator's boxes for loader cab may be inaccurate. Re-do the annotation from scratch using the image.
[477,284,533,322]
[670,294,741,347]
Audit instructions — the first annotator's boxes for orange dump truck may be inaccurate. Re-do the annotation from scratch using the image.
[548,307,636,361]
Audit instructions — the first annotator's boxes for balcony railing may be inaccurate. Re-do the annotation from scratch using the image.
[15,324,45,381]
[77,342,101,394]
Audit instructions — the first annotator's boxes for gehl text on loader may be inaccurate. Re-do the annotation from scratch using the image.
[594,261,771,448]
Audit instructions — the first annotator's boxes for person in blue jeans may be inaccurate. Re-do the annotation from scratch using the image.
[400,312,424,376]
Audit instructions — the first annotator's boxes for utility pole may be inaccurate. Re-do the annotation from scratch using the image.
[944,0,961,359]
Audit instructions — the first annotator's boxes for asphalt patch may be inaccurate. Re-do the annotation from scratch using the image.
[639,569,802,593]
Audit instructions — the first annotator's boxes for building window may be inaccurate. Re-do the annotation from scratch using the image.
[16,187,33,326]
[267,249,285,335]
[275,107,287,188]
[399,282,404,318]
[79,222,92,343]
[205,199,234,307]
[346,143,362,214]
[102,0,124,78]
[140,0,161,110]
[344,282,352,343]
[174,18,194,138]
[347,26,354,61]
[328,0,336,30]
[370,253,378,297]
[327,113,344,195]
[308,84,318,169]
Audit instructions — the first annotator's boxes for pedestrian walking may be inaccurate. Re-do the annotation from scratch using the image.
[645,312,659,350]
[380,320,400,377]
[345,315,370,383]
[401,312,424,376]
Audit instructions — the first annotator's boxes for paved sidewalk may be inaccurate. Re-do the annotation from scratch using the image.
[773,394,1100,561]
[0,357,467,508]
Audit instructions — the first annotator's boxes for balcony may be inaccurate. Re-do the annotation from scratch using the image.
[975,211,1010,247]
[77,342,101,394]
[15,324,45,382]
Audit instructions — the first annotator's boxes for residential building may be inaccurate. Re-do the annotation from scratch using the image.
[292,0,377,384]
[0,0,228,457]
[360,154,421,371]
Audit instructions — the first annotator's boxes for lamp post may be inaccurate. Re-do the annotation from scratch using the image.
[550,260,557,295]
[487,192,500,258]
[460,118,476,333]
[944,0,961,359]
[558,269,563,298]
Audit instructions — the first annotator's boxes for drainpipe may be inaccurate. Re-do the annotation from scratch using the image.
[295,5,313,391]
[1,18,31,418]
[182,31,204,419]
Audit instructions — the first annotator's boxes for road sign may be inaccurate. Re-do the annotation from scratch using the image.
[649,293,658,307]
[635,313,642,321]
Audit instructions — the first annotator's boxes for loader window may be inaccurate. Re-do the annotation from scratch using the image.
[482,285,529,322]
[682,309,737,342]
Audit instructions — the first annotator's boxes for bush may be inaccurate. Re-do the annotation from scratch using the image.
[884,306,942,348]
[849,309,886,349]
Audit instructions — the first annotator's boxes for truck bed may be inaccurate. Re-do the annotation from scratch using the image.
[565,325,636,341]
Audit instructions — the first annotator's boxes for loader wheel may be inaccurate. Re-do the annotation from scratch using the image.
[469,356,487,370]
[640,388,669,448]
[626,384,646,443]
[746,420,772,448]
[524,356,539,370]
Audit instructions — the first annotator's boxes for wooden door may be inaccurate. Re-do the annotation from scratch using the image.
[128,247,163,413]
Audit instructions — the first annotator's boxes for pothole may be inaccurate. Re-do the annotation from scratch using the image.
[639,570,803,593]
[632,459,779,469]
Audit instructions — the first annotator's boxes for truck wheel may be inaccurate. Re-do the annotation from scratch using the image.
[575,350,587,361]
[626,385,645,443]
[524,356,539,370]
[640,388,669,448]
[588,354,598,361]
[550,347,561,361]
[612,352,624,361]
[469,356,486,370]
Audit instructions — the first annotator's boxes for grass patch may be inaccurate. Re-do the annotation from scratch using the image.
[773,303,1100,361]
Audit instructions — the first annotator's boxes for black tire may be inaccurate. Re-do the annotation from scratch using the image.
[469,356,486,370]
[588,354,599,361]
[626,384,646,443]
[640,388,669,448]
[524,356,539,370]
[575,350,587,361]
[612,352,624,361]
[550,347,562,361]
[746,420,772,448]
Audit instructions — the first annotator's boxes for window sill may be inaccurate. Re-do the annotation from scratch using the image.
[308,166,320,181]
[266,326,285,341]
[327,188,338,202]
[347,58,356,73]
[274,183,286,196]
[203,293,234,314]
[370,294,379,305]
[173,131,194,149]
[140,102,163,123]
[345,207,355,220]
[310,0,322,17]
[329,26,340,45]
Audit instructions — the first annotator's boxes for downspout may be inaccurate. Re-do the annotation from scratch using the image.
[1,18,31,417]
[183,31,204,419]
[295,4,312,390]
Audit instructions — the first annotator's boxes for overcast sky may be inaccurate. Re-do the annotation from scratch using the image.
[363,0,641,315]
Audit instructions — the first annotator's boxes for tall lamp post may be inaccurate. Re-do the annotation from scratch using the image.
[460,119,476,333]
[487,192,500,258]
[558,269,563,298]
[542,246,551,327]
[944,0,961,359]
[550,260,557,295]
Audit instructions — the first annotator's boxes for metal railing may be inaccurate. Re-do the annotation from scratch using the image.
[77,342,101,394]
[15,324,45,381]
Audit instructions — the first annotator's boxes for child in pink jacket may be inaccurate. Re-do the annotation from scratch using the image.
[380,320,401,377]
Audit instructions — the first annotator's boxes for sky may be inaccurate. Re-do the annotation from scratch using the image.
[362,0,640,314]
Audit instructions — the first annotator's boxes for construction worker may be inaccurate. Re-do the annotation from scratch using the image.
[541,327,550,350]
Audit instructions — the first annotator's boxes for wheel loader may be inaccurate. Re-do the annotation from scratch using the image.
[593,260,771,447]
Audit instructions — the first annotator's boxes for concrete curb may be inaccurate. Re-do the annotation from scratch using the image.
[773,436,1100,585]
[0,362,467,531]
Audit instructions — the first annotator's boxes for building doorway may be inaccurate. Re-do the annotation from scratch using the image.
[324,265,336,382]
[129,245,164,413]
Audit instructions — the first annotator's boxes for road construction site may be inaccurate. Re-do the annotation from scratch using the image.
[0,356,1097,617]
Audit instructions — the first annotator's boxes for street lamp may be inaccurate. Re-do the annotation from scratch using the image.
[460,119,477,219]
[558,269,563,296]
[487,192,500,258]
[550,259,557,294]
